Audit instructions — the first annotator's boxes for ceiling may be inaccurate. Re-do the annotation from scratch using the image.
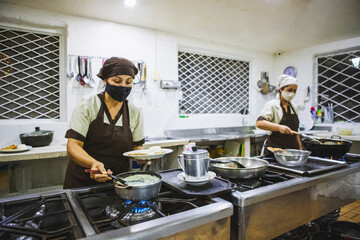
[1,0,360,53]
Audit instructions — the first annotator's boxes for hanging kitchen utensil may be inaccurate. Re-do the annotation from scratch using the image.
[88,57,95,88]
[66,55,74,78]
[76,56,82,83]
[79,57,86,86]
[83,57,90,84]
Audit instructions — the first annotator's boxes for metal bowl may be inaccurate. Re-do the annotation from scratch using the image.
[274,149,311,167]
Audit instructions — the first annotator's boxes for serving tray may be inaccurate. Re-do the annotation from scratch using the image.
[159,169,231,198]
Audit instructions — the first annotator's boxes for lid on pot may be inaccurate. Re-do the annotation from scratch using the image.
[182,146,209,160]
[23,127,54,137]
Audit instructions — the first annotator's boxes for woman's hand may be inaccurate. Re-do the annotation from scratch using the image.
[90,161,112,182]
[278,125,293,135]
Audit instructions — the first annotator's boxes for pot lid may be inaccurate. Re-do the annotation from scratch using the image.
[182,146,209,159]
[23,127,53,137]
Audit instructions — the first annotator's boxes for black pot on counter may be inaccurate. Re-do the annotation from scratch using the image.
[19,127,54,147]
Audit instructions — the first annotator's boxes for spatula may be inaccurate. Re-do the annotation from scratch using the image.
[292,131,323,145]
[84,169,131,187]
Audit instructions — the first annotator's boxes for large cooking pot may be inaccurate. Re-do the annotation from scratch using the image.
[209,157,268,179]
[302,135,352,158]
[19,127,54,147]
[114,171,162,201]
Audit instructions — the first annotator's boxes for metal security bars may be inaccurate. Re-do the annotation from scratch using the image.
[316,49,360,123]
[178,51,249,114]
[0,27,60,119]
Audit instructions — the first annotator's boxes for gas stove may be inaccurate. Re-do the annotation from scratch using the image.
[0,184,233,240]
[0,192,84,240]
[69,184,218,235]
[227,153,360,240]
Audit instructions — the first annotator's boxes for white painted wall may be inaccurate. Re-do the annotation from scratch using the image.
[273,37,360,131]
[0,3,358,147]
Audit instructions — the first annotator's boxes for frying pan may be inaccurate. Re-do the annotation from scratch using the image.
[302,135,352,158]
[209,157,268,179]
[114,171,162,201]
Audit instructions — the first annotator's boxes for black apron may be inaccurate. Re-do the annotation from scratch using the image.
[266,102,300,150]
[63,93,134,189]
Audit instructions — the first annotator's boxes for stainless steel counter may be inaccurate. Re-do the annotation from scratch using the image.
[230,162,360,240]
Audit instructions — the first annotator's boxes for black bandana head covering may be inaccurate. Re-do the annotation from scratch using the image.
[97,57,138,80]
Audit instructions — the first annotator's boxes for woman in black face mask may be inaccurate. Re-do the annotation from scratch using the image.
[63,57,146,189]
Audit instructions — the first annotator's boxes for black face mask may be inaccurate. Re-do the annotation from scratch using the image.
[105,83,132,102]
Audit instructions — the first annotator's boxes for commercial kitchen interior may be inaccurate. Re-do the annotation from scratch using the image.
[0,0,360,239]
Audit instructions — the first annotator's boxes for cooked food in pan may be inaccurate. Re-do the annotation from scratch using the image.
[267,147,284,152]
[118,174,160,186]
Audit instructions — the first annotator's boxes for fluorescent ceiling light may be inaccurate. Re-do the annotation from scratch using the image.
[124,0,136,7]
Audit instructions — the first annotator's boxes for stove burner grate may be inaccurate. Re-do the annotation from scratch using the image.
[0,194,83,240]
[75,185,210,234]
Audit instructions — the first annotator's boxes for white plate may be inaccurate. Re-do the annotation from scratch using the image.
[177,171,216,186]
[0,146,31,153]
[123,148,173,160]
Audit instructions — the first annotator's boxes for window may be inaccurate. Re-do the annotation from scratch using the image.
[316,49,360,123]
[178,51,250,114]
[0,26,60,119]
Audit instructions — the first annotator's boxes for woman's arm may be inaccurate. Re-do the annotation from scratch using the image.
[256,120,293,135]
[67,138,111,182]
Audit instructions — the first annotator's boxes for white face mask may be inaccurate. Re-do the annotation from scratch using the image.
[282,91,296,102]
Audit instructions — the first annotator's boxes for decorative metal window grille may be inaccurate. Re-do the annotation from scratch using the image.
[316,49,360,123]
[0,27,60,119]
[178,51,249,114]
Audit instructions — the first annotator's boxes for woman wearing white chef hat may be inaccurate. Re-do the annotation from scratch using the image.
[256,74,303,152]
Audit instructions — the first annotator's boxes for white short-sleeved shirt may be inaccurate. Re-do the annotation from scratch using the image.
[66,94,144,145]
[258,95,298,131]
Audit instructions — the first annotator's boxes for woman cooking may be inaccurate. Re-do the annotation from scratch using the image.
[63,57,145,189]
[256,74,303,152]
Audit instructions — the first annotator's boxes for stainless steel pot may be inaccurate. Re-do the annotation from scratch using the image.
[114,171,162,201]
[209,157,268,179]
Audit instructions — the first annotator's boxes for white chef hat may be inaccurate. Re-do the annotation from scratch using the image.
[278,74,297,88]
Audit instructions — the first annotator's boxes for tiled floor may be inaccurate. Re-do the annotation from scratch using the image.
[338,199,360,223]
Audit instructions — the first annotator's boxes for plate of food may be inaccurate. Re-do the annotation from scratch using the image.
[0,144,31,153]
[123,146,173,160]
